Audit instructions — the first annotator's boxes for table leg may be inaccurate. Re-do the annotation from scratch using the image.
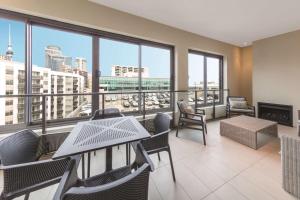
[106,147,112,171]
[81,154,85,179]
[87,152,91,178]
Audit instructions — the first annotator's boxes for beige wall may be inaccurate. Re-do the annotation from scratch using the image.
[0,0,244,96]
[253,30,300,126]
[240,46,253,104]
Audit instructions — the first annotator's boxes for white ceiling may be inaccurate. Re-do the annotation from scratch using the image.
[89,0,300,46]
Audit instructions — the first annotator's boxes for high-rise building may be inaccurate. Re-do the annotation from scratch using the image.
[0,58,85,125]
[45,45,72,71]
[5,24,13,61]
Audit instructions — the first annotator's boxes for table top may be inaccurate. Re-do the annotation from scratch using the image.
[220,115,277,132]
[53,116,150,159]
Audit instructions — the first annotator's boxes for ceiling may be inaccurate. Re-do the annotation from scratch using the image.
[89,0,300,46]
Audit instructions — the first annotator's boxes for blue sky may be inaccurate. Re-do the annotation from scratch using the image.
[0,18,218,83]
[0,18,170,78]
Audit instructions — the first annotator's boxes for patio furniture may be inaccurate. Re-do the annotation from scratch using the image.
[220,115,278,149]
[54,143,154,200]
[53,116,150,172]
[0,129,70,200]
[87,108,126,178]
[91,108,124,120]
[136,113,176,181]
[176,101,207,145]
[226,96,255,117]
[281,135,300,198]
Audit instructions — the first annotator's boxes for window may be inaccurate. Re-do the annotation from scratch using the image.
[0,10,174,130]
[99,39,173,113]
[99,38,139,113]
[32,25,92,121]
[0,17,25,126]
[188,50,223,106]
[141,45,172,111]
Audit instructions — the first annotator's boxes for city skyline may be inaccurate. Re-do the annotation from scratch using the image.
[0,19,171,79]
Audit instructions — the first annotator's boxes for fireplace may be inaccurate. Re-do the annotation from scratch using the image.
[258,102,293,126]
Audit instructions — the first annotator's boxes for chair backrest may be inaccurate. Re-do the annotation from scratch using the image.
[90,108,123,120]
[56,144,153,200]
[153,112,171,135]
[0,129,40,165]
[177,101,188,113]
[227,96,246,104]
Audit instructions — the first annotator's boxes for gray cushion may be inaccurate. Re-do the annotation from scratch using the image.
[230,108,254,113]
[230,100,248,109]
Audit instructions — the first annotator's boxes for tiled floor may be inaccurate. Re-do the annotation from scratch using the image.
[5,120,299,200]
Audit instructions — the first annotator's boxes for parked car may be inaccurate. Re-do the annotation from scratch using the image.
[123,101,130,107]
[111,95,117,101]
[122,95,129,100]
[131,101,138,107]
[105,96,111,102]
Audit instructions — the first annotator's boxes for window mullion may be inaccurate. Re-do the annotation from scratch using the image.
[204,56,207,106]
[25,20,32,125]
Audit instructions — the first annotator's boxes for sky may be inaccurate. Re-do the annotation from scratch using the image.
[0,18,218,82]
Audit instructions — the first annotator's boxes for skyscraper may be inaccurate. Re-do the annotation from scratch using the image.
[45,45,72,71]
[5,24,13,61]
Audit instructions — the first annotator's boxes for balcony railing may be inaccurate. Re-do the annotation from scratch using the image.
[0,89,229,134]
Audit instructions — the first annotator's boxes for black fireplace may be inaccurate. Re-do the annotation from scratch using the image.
[258,102,293,126]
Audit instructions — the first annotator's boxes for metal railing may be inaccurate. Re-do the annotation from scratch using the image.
[0,89,229,134]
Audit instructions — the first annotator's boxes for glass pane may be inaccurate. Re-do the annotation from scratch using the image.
[0,18,25,125]
[207,57,220,103]
[141,45,171,111]
[32,26,92,121]
[99,38,139,113]
[188,53,204,105]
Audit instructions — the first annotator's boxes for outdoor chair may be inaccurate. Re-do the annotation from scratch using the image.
[136,112,176,181]
[53,143,154,200]
[0,129,70,200]
[176,101,207,145]
[226,96,255,117]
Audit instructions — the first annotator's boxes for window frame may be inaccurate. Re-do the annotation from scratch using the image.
[188,49,224,106]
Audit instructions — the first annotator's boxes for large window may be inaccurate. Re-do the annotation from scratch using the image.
[0,10,174,132]
[188,50,223,106]
[99,39,172,114]
[32,25,92,121]
[0,17,25,126]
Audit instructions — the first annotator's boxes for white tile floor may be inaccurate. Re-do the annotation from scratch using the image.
[5,120,299,200]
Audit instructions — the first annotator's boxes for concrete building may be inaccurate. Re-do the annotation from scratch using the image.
[45,45,72,72]
[0,59,85,125]
[111,65,149,78]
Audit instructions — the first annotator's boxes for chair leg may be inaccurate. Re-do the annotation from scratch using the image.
[167,147,176,182]
[176,121,180,137]
[81,154,85,179]
[157,152,161,161]
[202,125,206,146]
[205,123,208,134]
[24,193,30,200]
[94,151,96,156]
[87,152,91,178]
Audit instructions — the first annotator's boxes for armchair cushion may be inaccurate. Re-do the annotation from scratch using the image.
[230,100,248,109]
[230,108,254,113]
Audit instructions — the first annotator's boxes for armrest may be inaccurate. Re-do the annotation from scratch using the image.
[141,129,170,152]
[1,158,70,196]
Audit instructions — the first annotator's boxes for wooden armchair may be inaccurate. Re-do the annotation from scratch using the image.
[176,101,207,145]
[226,96,255,117]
